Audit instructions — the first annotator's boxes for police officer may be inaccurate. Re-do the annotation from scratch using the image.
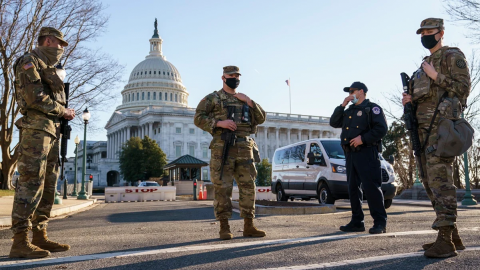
[10,27,75,259]
[402,18,470,258]
[330,81,388,234]
[194,66,266,240]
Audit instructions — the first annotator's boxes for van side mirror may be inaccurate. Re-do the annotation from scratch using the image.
[307,152,315,165]
[307,152,326,166]
[387,155,395,165]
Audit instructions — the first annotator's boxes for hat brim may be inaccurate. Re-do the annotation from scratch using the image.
[224,72,241,75]
[57,37,69,46]
[416,26,439,34]
[343,87,352,92]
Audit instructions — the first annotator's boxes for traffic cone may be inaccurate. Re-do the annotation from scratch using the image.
[198,184,203,200]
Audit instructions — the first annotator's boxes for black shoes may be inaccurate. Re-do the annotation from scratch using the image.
[339,222,365,232]
[369,225,387,234]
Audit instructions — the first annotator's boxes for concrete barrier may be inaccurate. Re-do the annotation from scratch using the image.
[232,186,276,201]
[105,186,176,203]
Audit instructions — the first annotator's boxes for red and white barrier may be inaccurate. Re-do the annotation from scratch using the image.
[232,186,276,201]
[105,186,176,202]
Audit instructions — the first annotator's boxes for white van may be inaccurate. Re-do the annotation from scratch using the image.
[270,138,398,208]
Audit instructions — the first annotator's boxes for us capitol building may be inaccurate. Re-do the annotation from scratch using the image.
[75,21,339,186]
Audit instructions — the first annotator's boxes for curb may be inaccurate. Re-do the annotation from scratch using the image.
[0,199,97,227]
[232,201,336,215]
[393,200,480,209]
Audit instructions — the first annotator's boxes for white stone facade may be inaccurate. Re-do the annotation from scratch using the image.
[79,22,340,187]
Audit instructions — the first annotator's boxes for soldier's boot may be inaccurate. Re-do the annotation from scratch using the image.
[9,231,51,259]
[32,228,70,252]
[243,218,266,237]
[423,227,465,250]
[219,219,233,240]
[424,226,458,258]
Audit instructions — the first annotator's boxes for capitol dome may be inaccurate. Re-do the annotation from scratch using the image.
[117,21,188,112]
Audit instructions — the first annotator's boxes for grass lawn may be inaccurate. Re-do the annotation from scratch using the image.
[0,189,15,197]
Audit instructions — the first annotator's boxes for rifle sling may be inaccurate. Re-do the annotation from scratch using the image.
[420,91,448,152]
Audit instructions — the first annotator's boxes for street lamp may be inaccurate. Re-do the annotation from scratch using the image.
[71,135,80,196]
[77,108,91,200]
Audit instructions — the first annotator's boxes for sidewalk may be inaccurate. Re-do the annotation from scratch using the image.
[393,198,480,209]
[0,196,99,227]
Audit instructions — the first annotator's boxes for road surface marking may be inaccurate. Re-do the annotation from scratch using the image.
[1,227,479,268]
[253,246,480,270]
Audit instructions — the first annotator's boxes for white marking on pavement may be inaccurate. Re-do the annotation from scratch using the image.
[1,227,479,268]
[253,246,480,270]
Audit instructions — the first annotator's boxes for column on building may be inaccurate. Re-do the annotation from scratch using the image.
[275,128,279,150]
[126,126,131,142]
[309,130,313,140]
[263,127,268,160]
[298,129,302,142]
[319,130,323,138]
[149,122,154,139]
[106,134,110,159]
[287,128,291,145]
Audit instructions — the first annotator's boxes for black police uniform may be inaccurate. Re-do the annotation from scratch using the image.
[330,99,388,229]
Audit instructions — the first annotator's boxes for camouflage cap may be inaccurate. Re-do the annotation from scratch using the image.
[223,65,241,75]
[38,27,68,46]
[416,18,444,34]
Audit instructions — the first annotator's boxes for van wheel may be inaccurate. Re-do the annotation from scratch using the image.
[318,182,335,205]
[276,184,288,201]
[384,199,393,209]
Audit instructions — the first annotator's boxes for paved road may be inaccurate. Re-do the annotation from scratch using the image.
[0,200,479,270]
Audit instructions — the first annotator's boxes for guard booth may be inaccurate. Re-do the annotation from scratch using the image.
[163,155,208,195]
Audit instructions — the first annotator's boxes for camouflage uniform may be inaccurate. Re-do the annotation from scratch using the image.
[11,27,68,234]
[412,19,471,229]
[194,67,266,220]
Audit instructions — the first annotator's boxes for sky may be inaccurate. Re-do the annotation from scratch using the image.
[16,0,480,158]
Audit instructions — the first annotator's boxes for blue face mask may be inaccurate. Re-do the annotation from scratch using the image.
[351,94,359,104]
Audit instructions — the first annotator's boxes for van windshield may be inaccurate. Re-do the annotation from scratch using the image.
[321,141,345,159]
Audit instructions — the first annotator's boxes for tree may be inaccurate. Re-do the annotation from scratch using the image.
[445,0,480,43]
[255,158,272,187]
[142,136,167,180]
[0,0,124,189]
[118,136,167,185]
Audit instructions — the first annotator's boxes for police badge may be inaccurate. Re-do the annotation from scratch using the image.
[357,111,362,117]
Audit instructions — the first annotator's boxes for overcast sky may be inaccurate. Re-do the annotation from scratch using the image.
[54,0,480,157]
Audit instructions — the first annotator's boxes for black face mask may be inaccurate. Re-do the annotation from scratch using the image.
[421,32,440,49]
[224,77,240,89]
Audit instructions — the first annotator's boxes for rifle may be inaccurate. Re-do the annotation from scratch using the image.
[400,72,424,178]
[59,82,72,195]
[219,106,237,180]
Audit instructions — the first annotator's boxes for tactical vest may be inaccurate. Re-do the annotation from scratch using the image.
[411,47,467,120]
[214,90,253,137]
[14,52,66,117]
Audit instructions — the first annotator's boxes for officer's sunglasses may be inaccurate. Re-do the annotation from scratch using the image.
[349,88,359,94]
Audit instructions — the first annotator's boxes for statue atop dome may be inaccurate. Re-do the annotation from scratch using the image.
[152,18,159,38]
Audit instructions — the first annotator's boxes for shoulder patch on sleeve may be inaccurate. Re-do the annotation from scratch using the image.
[23,62,34,70]
[372,107,381,115]
[456,59,467,69]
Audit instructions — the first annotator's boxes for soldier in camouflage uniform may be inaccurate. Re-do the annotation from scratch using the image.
[402,18,470,258]
[194,66,267,240]
[10,27,76,259]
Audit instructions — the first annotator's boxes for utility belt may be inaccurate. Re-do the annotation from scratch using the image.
[342,142,381,153]
[214,134,251,143]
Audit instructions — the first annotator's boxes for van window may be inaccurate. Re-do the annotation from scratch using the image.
[291,144,306,163]
[284,148,292,164]
[310,143,324,163]
[321,141,345,159]
[274,149,288,164]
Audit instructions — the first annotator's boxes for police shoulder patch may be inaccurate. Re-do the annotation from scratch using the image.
[456,59,467,69]
[372,107,381,115]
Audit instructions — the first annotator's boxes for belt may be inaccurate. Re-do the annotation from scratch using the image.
[235,136,250,142]
[342,144,361,153]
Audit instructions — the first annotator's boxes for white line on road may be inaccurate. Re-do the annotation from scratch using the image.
[252,246,480,270]
[1,227,479,268]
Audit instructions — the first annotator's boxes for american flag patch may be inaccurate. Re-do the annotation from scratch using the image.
[23,62,34,70]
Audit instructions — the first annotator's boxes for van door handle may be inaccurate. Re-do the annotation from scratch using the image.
[296,165,299,168]
[306,166,310,169]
